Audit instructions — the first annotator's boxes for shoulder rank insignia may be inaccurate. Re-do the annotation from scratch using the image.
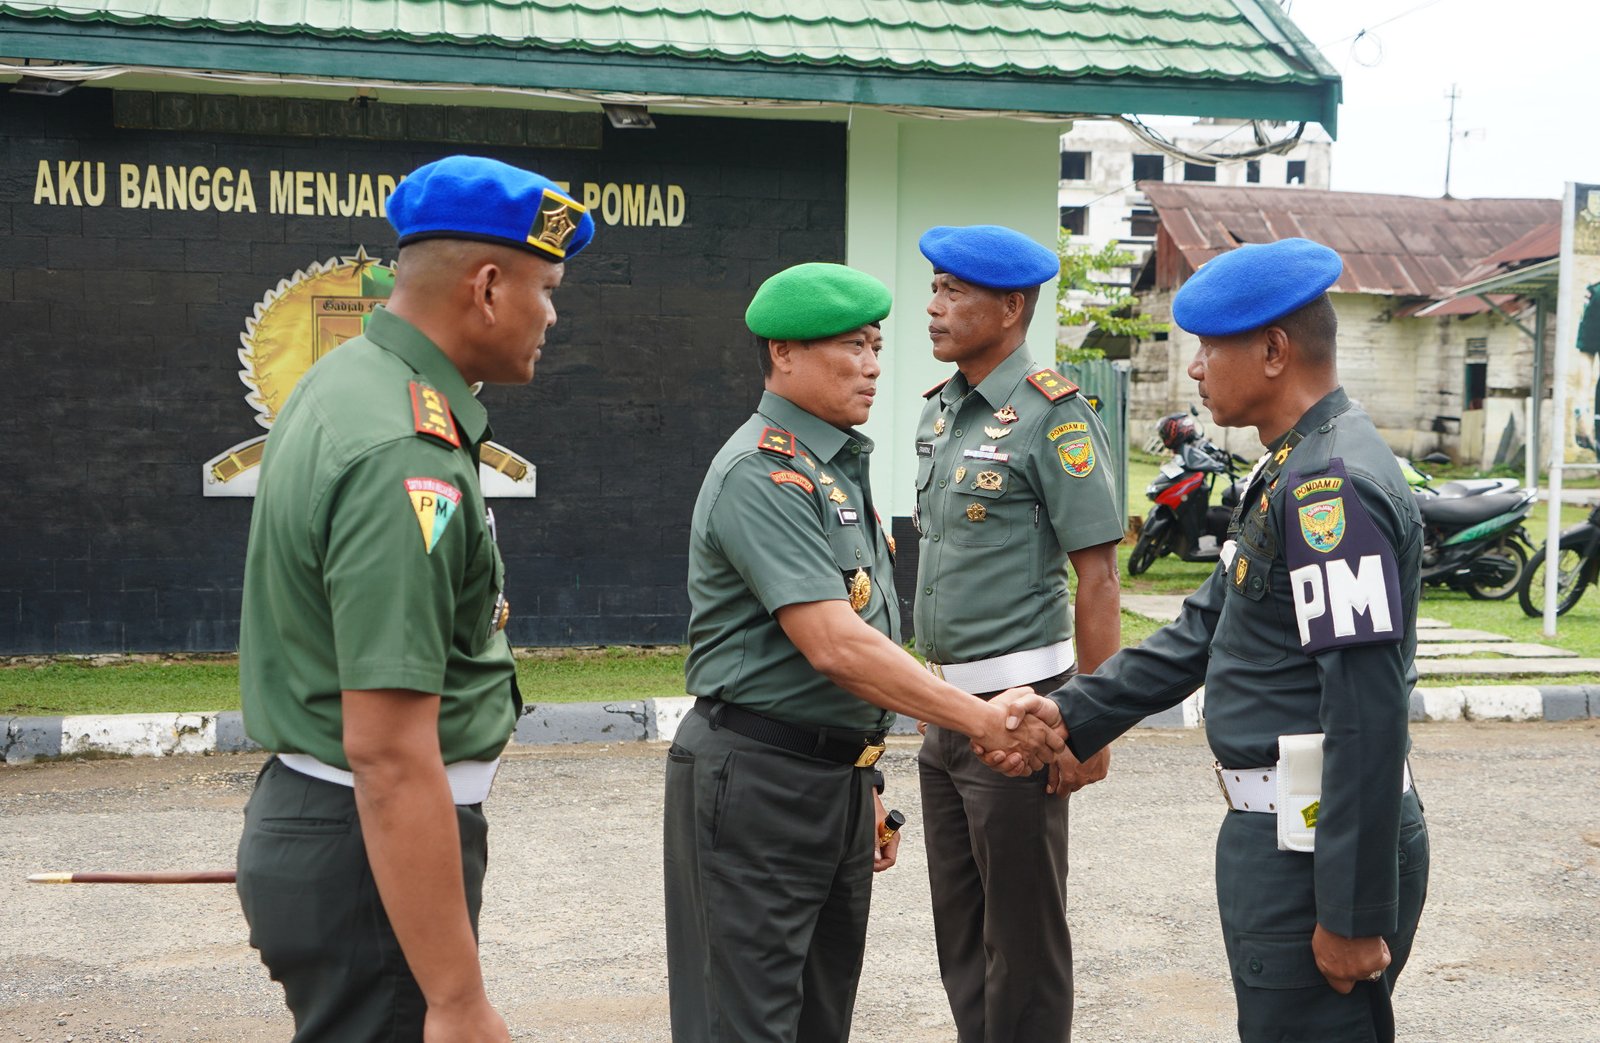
[758,426,796,457]
[769,470,815,494]
[1026,368,1079,402]
[922,378,951,399]
[409,381,460,448]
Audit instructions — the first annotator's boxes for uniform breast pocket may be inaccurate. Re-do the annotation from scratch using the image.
[1219,544,1290,665]
[951,477,1011,548]
[915,454,935,492]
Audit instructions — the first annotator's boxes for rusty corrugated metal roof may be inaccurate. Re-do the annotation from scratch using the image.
[1141,183,1558,299]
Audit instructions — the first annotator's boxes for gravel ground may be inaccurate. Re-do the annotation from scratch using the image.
[2,720,1597,1042]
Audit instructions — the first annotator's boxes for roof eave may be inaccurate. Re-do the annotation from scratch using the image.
[0,17,1341,131]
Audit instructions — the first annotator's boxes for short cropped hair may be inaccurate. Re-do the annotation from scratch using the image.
[1273,293,1337,365]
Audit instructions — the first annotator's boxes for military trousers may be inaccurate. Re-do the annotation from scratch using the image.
[663,709,877,1042]
[235,757,489,1043]
[1217,788,1430,1043]
[918,671,1075,1043]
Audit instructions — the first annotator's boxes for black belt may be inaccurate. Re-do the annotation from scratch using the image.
[693,697,887,767]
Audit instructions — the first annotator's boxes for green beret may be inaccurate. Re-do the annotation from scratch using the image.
[746,262,892,340]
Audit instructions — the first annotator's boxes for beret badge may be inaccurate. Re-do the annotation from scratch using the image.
[526,189,588,259]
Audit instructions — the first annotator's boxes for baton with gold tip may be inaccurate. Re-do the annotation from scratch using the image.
[29,870,237,884]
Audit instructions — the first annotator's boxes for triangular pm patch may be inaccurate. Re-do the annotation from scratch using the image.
[405,477,463,553]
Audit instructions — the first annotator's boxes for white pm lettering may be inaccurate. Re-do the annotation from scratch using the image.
[1290,554,1394,645]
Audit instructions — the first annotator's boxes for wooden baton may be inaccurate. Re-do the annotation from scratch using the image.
[28,870,237,884]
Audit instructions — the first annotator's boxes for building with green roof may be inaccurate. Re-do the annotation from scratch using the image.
[0,1,1339,652]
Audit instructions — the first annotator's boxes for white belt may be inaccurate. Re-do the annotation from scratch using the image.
[277,752,501,806]
[925,639,1076,695]
[1215,761,1412,813]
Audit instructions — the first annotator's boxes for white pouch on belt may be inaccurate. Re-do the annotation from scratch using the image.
[1275,733,1323,853]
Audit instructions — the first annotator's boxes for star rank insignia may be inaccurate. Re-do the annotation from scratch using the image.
[993,405,1019,424]
[1025,368,1079,401]
[758,426,796,457]
[409,382,461,448]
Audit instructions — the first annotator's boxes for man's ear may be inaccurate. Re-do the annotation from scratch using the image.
[999,290,1027,330]
[768,338,798,374]
[469,261,502,325]
[1261,325,1291,378]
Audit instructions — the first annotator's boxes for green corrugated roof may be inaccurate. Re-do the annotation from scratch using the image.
[0,1,1341,130]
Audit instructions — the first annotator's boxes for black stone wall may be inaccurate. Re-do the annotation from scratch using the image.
[0,90,846,652]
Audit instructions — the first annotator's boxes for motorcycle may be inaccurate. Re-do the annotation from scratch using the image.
[1400,452,1520,499]
[1415,484,1538,599]
[1127,412,1249,576]
[1516,500,1600,616]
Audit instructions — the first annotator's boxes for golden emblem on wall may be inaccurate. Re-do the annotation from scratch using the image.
[202,248,536,498]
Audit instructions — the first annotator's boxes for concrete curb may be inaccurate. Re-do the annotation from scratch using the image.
[5,684,1597,765]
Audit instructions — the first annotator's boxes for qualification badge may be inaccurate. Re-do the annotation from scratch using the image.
[934,417,946,435]
[982,425,1011,439]
[954,466,967,484]
[818,471,836,485]
[975,470,1003,491]
[829,488,849,505]
[848,568,872,613]
[993,405,1019,424]
[966,502,987,522]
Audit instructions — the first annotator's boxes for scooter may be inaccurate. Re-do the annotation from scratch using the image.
[1416,484,1538,600]
[1516,500,1600,617]
[1127,413,1249,576]
[1400,453,1520,499]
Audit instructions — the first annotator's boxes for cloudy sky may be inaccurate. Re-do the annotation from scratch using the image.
[1283,0,1590,201]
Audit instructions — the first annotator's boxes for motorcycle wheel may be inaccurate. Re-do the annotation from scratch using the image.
[1515,545,1591,617]
[1127,521,1168,576]
[1464,539,1528,600]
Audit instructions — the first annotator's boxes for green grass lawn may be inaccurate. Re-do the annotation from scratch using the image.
[4,456,1592,717]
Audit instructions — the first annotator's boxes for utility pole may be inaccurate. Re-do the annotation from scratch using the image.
[1443,83,1461,198]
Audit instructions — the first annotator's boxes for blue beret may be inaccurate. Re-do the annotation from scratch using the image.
[746,263,892,340]
[387,155,595,261]
[1173,238,1342,337]
[919,225,1059,289]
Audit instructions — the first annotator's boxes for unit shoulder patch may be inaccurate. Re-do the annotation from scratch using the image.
[1025,368,1079,402]
[769,470,815,494]
[409,381,460,448]
[922,378,951,399]
[1283,459,1403,655]
[404,477,462,554]
[758,426,796,457]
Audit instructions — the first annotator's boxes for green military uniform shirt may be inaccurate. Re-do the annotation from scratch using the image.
[239,306,518,770]
[912,347,1125,665]
[685,391,898,732]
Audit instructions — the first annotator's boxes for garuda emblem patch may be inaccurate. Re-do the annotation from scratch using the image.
[1298,498,1346,553]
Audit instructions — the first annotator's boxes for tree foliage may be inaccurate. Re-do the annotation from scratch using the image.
[1055,231,1168,363]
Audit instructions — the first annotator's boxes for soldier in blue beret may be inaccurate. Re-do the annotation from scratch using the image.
[992,237,1430,1042]
[909,224,1126,1041]
[667,261,1068,1042]
[236,154,593,1043]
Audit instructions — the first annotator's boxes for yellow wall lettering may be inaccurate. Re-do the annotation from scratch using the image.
[580,182,689,227]
[645,185,666,227]
[34,161,108,207]
[120,164,140,207]
[621,184,645,225]
[667,185,686,226]
[163,165,189,210]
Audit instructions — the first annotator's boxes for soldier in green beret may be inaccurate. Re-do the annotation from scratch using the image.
[666,261,1068,1042]
[235,156,594,1042]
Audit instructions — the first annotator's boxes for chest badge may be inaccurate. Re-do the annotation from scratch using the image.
[982,425,1011,439]
[848,568,872,613]
[993,405,1019,425]
[974,470,1003,492]
[1234,554,1250,588]
[934,417,946,435]
[966,502,988,522]
[954,466,968,484]
[829,488,849,505]
[818,471,836,485]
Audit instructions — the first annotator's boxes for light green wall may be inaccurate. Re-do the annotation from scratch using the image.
[844,109,1065,519]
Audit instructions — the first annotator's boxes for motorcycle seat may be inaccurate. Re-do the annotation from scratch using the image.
[1417,490,1527,526]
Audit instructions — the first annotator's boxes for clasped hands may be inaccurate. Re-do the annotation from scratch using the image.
[966,687,1072,778]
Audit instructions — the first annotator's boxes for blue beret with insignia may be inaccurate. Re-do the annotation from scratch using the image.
[388,155,595,261]
[1173,238,1343,337]
[746,262,892,340]
[918,225,1060,290]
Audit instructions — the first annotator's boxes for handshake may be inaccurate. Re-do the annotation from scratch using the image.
[965,688,1072,778]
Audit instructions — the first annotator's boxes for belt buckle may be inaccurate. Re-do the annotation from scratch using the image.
[1213,762,1238,811]
[855,743,886,768]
